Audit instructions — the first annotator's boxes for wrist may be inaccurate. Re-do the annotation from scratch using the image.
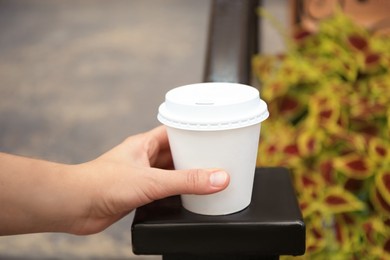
[22,161,88,234]
[0,153,90,235]
[56,163,97,234]
[62,161,112,235]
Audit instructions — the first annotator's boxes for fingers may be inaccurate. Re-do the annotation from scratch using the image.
[146,168,230,200]
[125,127,229,203]
[147,125,170,151]
[152,148,174,169]
[146,126,174,169]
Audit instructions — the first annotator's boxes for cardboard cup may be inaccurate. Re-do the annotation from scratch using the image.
[158,82,269,215]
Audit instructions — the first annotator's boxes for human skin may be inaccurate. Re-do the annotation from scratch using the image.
[0,126,229,235]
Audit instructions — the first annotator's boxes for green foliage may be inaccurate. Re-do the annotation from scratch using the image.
[253,10,390,259]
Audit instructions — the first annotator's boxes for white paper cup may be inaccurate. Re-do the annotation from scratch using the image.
[158,82,269,215]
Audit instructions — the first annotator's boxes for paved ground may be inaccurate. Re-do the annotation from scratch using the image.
[0,0,287,259]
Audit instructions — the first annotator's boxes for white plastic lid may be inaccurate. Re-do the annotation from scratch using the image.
[158,82,269,131]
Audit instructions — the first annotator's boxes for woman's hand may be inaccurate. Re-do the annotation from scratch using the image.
[0,126,229,235]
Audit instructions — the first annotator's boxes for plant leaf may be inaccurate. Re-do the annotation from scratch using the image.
[376,171,390,205]
[370,185,390,217]
[334,153,373,179]
[322,186,365,214]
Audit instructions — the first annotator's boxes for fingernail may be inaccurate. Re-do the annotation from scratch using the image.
[210,171,228,187]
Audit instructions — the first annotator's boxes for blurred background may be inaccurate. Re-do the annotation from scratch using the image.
[0,0,287,259]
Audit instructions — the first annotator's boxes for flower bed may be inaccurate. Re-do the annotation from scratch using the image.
[253,10,390,259]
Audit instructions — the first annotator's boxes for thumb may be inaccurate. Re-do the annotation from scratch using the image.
[149,168,230,198]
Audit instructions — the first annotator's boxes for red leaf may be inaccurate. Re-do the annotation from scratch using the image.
[266,144,277,154]
[307,245,319,253]
[363,222,375,244]
[348,35,368,51]
[294,29,312,41]
[302,175,317,188]
[320,160,333,184]
[351,118,379,136]
[334,221,344,244]
[385,174,390,193]
[300,201,308,211]
[385,238,390,253]
[279,95,299,113]
[346,158,368,172]
[320,160,334,184]
[324,188,365,213]
[311,227,323,240]
[377,172,390,206]
[307,138,315,152]
[320,109,333,119]
[325,195,347,205]
[365,53,380,66]
[376,189,390,213]
[376,146,387,157]
[283,144,299,155]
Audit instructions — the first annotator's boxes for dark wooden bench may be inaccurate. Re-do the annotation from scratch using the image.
[131,1,306,259]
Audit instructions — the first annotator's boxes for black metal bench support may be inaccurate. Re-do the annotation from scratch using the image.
[132,168,305,259]
[203,0,259,84]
